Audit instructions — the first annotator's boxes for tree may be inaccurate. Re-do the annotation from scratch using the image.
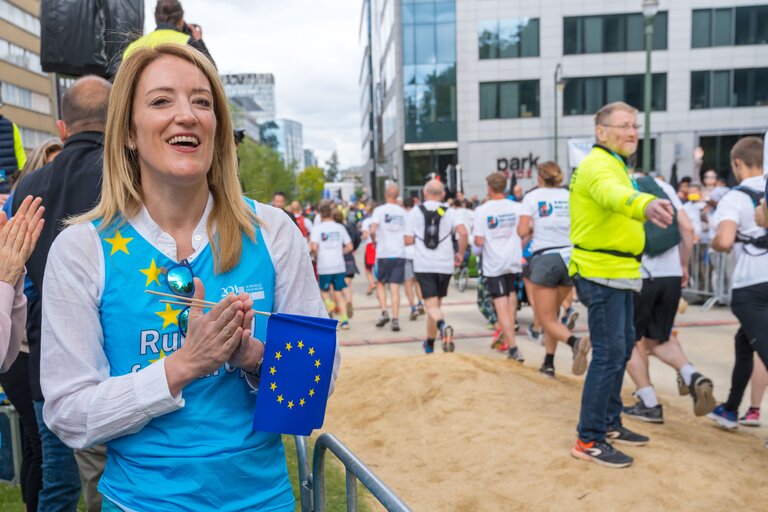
[324,150,340,183]
[237,139,295,203]
[296,165,326,204]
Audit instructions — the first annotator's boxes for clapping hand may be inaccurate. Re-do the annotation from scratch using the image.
[0,195,44,285]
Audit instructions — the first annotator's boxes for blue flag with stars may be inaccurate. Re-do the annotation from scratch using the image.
[253,313,338,435]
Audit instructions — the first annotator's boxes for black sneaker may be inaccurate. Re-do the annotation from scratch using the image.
[623,400,664,424]
[571,439,633,468]
[606,426,649,446]
[409,308,418,321]
[375,312,390,327]
[441,325,455,352]
[507,346,525,362]
[422,339,435,354]
[391,318,400,332]
[539,363,555,378]
[689,372,716,417]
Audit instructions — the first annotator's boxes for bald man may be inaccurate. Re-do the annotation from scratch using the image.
[370,184,408,331]
[405,180,468,352]
[14,75,112,512]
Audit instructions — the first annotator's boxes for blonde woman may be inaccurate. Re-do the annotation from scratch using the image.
[518,161,590,378]
[40,44,334,511]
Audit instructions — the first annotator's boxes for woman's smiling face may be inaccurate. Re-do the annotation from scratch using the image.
[130,54,217,187]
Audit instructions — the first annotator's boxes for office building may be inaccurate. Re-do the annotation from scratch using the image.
[360,0,768,197]
[221,73,277,125]
[0,0,57,151]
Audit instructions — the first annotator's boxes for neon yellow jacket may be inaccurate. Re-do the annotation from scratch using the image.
[568,146,656,279]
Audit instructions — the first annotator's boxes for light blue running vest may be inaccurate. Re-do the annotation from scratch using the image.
[95,201,294,511]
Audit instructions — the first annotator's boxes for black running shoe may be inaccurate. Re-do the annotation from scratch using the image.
[539,363,555,378]
[375,312,390,327]
[422,339,435,354]
[391,318,400,332]
[689,372,716,417]
[571,439,633,468]
[507,346,525,362]
[441,325,454,352]
[623,400,664,424]
[606,426,649,446]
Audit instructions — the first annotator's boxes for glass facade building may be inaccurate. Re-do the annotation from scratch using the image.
[360,0,768,198]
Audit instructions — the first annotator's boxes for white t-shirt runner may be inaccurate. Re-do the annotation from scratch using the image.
[405,201,464,274]
[641,178,684,279]
[370,202,407,259]
[520,187,571,263]
[473,198,523,277]
[310,220,351,275]
[715,175,768,290]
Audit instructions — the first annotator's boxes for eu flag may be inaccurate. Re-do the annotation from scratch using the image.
[252,313,338,435]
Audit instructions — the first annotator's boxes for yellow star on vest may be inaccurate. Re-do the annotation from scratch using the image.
[155,303,181,329]
[277,394,284,404]
[308,347,315,356]
[275,351,282,361]
[269,366,276,376]
[314,375,320,383]
[314,359,321,368]
[149,349,167,364]
[287,400,294,410]
[309,389,315,397]
[299,398,306,407]
[270,382,277,391]
[297,340,304,349]
[285,342,293,351]
[139,259,162,287]
[104,230,133,256]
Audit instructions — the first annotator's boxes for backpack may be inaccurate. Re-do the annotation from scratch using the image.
[731,186,768,250]
[636,176,681,256]
[345,222,362,251]
[418,204,451,250]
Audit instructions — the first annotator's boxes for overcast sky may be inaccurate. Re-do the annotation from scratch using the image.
[144,0,363,169]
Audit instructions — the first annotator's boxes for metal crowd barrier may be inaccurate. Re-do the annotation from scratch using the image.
[294,433,412,512]
[685,242,733,309]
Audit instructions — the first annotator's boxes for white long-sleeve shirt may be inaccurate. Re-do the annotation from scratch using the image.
[0,272,25,373]
[41,197,339,449]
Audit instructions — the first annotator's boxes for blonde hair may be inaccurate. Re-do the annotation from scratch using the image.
[71,43,257,273]
[537,161,564,187]
[14,137,63,188]
[486,172,507,194]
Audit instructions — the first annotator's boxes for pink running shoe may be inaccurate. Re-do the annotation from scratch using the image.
[740,407,761,427]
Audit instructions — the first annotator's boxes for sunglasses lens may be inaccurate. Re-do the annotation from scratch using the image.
[167,266,194,297]
[178,307,190,337]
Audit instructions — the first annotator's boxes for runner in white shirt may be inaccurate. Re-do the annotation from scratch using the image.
[518,162,590,377]
[621,176,715,423]
[310,203,353,330]
[710,136,768,430]
[402,197,425,321]
[405,180,468,353]
[360,206,377,295]
[370,185,408,331]
[474,173,525,362]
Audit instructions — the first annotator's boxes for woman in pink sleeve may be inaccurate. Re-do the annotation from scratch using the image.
[0,195,44,372]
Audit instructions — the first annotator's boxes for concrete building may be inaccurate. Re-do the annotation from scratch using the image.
[359,0,768,198]
[275,118,304,170]
[304,148,318,169]
[0,0,57,150]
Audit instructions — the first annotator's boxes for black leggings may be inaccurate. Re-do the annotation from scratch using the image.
[0,352,42,510]
[725,282,768,412]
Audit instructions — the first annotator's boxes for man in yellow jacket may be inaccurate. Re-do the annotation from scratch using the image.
[568,101,673,468]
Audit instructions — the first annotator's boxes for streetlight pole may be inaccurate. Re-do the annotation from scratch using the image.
[642,0,659,174]
[553,63,565,165]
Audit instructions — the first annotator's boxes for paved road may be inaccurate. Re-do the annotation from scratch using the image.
[337,265,768,436]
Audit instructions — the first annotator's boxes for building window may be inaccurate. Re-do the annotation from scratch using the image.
[0,82,51,114]
[478,18,539,59]
[402,0,456,144]
[692,5,768,48]
[18,127,54,150]
[0,38,46,75]
[563,74,666,116]
[691,68,768,109]
[479,80,539,119]
[563,12,667,54]
[0,0,40,36]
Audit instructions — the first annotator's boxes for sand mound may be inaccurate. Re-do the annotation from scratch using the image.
[323,354,768,511]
